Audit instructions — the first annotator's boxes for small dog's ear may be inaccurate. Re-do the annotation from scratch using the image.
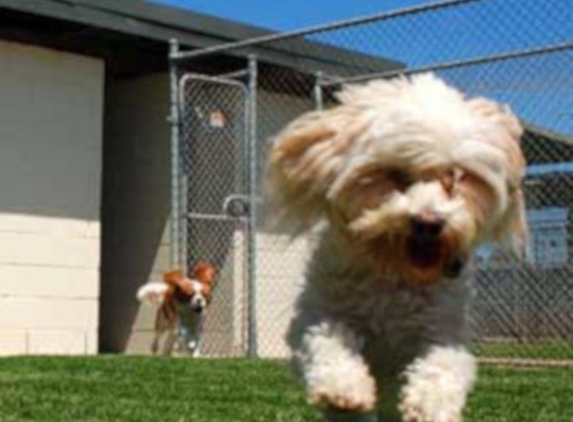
[163,269,184,285]
[267,109,358,233]
[193,262,216,286]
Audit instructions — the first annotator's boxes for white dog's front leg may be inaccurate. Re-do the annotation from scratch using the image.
[399,345,476,422]
[291,320,377,415]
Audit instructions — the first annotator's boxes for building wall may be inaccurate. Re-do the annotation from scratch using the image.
[0,40,103,355]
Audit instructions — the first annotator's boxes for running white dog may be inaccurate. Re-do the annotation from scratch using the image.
[267,74,527,421]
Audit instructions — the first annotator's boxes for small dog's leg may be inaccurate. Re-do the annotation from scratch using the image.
[188,338,202,358]
[162,330,177,356]
[153,309,172,356]
[151,333,161,355]
[290,320,377,416]
[398,345,476,422]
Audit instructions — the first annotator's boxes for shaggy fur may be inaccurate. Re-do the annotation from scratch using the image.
[267,74,526,421]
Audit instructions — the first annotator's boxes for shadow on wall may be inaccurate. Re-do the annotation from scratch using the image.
[99,73,171,353]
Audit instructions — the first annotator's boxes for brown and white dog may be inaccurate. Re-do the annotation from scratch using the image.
[136,262,217,357]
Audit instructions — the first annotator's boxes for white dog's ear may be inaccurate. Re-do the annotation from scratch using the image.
[474,99,528,258]
[266,109,360,233]
[500,111,528,259]
[496,186,528,258]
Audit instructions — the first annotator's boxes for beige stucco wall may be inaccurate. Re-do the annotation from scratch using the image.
[0,40,104,355]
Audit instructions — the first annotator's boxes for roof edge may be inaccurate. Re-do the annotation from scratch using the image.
[0,0,403,74]
[524,122,573,146]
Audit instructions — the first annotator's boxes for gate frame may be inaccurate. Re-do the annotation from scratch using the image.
[169,39,259,357]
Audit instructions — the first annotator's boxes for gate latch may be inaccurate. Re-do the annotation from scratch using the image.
[223,194,256,218]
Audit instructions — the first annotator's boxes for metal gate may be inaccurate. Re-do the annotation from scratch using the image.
[172,65,258,356]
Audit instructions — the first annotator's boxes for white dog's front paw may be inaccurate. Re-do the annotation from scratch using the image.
[399,389,462,422]
[399,346,475,422]
[307,371,377,412]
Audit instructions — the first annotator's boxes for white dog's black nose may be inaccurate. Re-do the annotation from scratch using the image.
[411,215,445,237]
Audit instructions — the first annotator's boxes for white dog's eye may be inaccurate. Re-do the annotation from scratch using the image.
[387,169,412,190]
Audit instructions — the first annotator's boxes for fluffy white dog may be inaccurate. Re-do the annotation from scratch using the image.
[267,74,526,422]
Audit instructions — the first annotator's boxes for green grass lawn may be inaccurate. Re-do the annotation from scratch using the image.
[0,356,571,422]
[472,341,573,360]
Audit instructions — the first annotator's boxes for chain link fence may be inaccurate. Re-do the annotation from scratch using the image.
[169,0,573,362]
[176,73,255,356]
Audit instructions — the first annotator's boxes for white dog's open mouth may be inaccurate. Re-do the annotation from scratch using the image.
[406,236,442,268]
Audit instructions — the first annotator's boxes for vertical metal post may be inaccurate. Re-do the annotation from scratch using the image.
[313,71,324,111]
[246,55,259,357]
[168,39,181,269]
[180,173,188,274]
